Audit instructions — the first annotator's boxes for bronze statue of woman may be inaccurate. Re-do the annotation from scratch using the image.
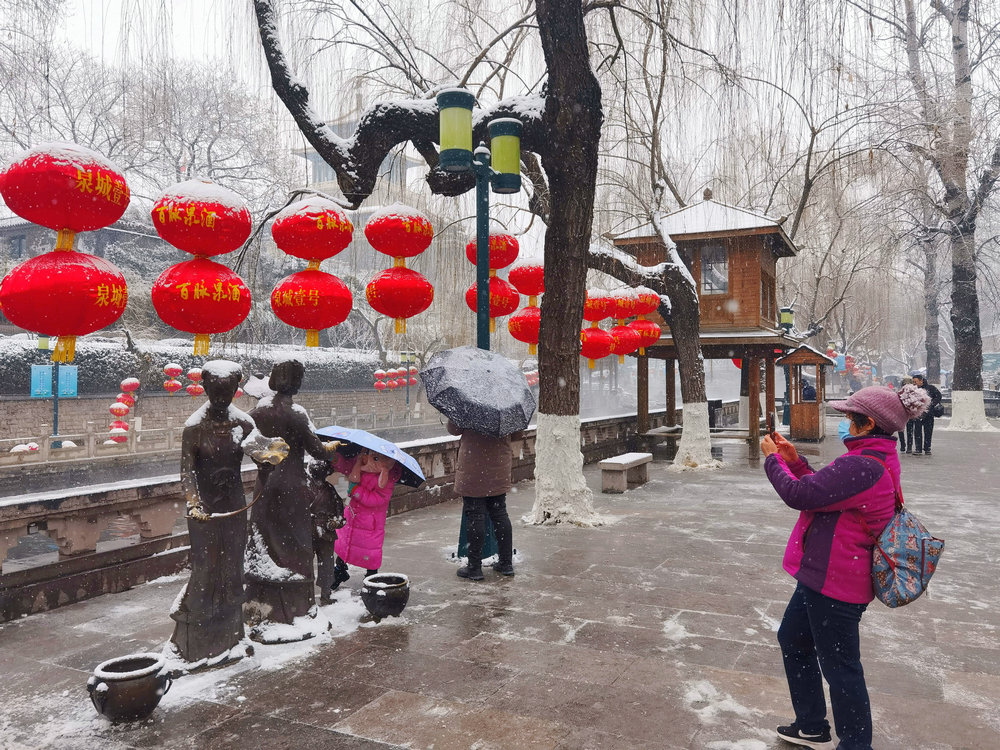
[244,359,337,640]
[169,360,287,665]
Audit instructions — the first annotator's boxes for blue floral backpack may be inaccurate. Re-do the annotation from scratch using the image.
[859,457,945,608]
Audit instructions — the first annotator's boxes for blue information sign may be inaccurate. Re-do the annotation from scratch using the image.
[58,365,78,397]
[30,365,52,398]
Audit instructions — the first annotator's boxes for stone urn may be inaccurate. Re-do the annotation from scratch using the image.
[359,573,410,621]
[87,653,172,722]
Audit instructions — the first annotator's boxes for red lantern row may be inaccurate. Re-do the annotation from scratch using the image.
[507,260,544,355]
[365,205,434,334]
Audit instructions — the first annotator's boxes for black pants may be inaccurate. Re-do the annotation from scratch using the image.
[463,494,513,568]
[777,583,871,750]
[914,415,934,452]
[897,420,915,452]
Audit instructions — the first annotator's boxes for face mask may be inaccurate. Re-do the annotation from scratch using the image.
[838,419,852,442]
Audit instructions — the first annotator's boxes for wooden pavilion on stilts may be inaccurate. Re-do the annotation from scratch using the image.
[613,190,802,461]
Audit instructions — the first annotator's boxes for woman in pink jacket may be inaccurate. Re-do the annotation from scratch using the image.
[762,384,928,750]
[329,447,402,593]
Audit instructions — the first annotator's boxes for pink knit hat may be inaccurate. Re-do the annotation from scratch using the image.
[829,384,930,433]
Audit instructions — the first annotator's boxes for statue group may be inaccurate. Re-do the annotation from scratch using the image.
[169,359,345,665]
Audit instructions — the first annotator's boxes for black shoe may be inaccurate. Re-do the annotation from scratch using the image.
[331,566,350,590]
[491,561,515,576]
[776,723,832,747]
[905,449,912,454]
[457,565,484,581]
[924,449,931,456]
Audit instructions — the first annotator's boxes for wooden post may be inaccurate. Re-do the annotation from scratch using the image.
[637,351,649,434]
[665,358,676,425]
[748,356,761,462]
[765,354,775,432]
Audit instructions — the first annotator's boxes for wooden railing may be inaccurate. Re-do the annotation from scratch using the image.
[0,410,670,621]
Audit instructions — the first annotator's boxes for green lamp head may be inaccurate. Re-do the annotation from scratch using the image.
[779,306,794,331]
[437,88,476,173]
[488,118,522,194]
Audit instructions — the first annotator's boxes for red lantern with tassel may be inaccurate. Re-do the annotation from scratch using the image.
[465,277,519,332]
[109,402,130,419]
[271,270,353,347]
[609,324,641,364]
[116,392,135,408]
[464,232,519,271]
[271,198,353,262]
[374,380,387,393]
[580,327,613,369]
[163,379,183,394]
[186,383,205,397]
[151,257,251,355]
[630,285,662,355]
[151,180,251,257]
[0,251,128,362]
[163,363,183,378]
[365,266,434,334]
[120,378,140,393]
[583,289,613,326]
[508,306,541,355]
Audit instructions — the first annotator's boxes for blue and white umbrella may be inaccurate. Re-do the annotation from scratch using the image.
[315,425,425,488]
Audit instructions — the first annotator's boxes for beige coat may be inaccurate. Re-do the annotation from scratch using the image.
[447,421,515,498]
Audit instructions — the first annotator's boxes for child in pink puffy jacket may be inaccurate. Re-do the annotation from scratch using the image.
[329,447,402,593]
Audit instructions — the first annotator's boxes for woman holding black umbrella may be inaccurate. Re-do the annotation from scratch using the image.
[449,420,516,580]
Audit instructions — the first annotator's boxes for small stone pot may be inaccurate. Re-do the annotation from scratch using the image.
[87,653,172,723]
[360,573,410,620]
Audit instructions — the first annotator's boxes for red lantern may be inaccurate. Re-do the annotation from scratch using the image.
[580,327,613,369]
[151,180,252,257]
[120,378,140,393]
[116,392,135,408]
[110,420,129,432]
[364,205,433,263]
[108,429,129,444]
[465,277,519,332]
[610,288,639,323]
[609,324,641,364]
[271,269,353,347]
[408,376,418,386]
[164,379,183,394]
[0,143,130,240]
[374,369,386,381]
[583,290,613,325]
[386,379,398,390]
[628,318,662,355]
[186,383,205,397]
[464,232,519,273]
[508,261,544,301]
[187,369,203,382]
[408,365,418,376]
[374,380,387,392]
[508,306,541,355]
[163,363,183,378]
[0,250,128,362]
[271,198,353,264]
[365,266,434,334]
[633,286,660,316]
[109,402,130,418]
[152,257,251,355]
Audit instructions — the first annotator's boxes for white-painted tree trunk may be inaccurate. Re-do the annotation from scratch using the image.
[672,401,719,469]
[527,413,604,526]
[944,391,996,431]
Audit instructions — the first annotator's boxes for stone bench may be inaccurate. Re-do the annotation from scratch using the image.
[598,452,653,493]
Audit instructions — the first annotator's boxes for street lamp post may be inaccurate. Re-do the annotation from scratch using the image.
[779,306,794,426]
[437,89,522,351]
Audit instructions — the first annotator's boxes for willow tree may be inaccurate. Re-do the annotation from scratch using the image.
[253,0,606,524]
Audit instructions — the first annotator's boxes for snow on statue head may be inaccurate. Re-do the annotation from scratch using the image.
[347,449,399,489]
[268,358,305,396]
[202,360,243,407]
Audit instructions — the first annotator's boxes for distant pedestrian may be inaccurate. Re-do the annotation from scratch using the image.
[448,420,515,580]
[761,384,930,750]
[897,377,916,453]
[910,372,942,456]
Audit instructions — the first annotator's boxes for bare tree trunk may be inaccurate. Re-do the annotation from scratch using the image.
[528,0,605,525]
[920,232,941,383]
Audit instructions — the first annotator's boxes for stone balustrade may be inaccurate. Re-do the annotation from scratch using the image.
[0,410,669,621]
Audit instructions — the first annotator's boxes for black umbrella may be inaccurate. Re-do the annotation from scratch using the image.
[420,346,536,438]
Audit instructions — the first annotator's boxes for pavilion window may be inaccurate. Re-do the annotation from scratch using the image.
[700,244,728,295]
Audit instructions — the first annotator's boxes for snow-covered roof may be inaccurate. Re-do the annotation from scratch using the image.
[613,198,798,256]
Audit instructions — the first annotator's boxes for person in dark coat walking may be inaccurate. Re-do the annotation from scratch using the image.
[448,420,516,580]
[910,372,942,456]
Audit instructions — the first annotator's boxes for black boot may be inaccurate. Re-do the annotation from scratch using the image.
[491,560,515,576]
[457,564,484,580]
[332,560,350,590]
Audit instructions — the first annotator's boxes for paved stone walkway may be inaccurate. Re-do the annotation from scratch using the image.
[1,420,998,749]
